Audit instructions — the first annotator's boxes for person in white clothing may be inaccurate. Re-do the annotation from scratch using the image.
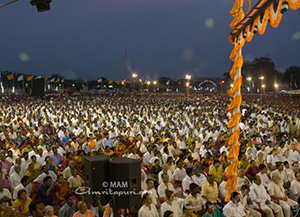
[143,146,154,166]
[127,146,141,160]
[291,172,300,203]
[182,168,195,194]
[192,168,207,188]
[158,164,173,184]
[223,192,246,217]
[160,189,182,217]
[219,176,228,200]
[142,179,160,209]
[268,173,298,217]
[10,165,22,189]
[138,192,159,217]
[157,173,177,202]
[250,175,284,217]
[289,144,300,163]
[13,176,32,199]
[237,169,251,191]
[172,161,186,184]
[257,164,270,188]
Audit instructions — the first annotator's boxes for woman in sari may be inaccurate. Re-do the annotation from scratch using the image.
[25,163,39,182]
[12,189,32,216]
[53,174,70,206]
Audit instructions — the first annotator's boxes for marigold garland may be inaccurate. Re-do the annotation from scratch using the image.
[226,0,300,202]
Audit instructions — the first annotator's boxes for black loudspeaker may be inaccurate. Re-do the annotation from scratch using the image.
[108,158,141,209]
[32,78,45,96]
[84,155,110,206]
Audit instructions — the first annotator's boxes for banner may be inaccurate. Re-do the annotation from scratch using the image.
[17,75,24,81]
[27,75,34,81]
[7,74,14,80]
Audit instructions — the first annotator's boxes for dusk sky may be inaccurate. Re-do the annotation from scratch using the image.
[1,0,300,81]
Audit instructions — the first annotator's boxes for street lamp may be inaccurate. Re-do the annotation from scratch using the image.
[246,77,252,92]
[185,74,191,95]
[185,74,191,80]
[132,73,138,91]
[274,83,278,88]
[230,84,234,87]
[153,81,157,93]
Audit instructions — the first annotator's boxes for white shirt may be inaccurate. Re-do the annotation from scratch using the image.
[176,140,186,150]
[291,179,300,201]
[0,189,11,200]
[13,183,32,199]
[160,200,182,217]
[157,182,176,199]
[33,171,57,183]
[62,166,72,180]
[10,172,22,189]
[271,170,288,183]
[192,174,207,188]
[236,176,250,191]
[172,168,187,182]
[219,181,228,199]
[257,172,270,188]
[138,204,159,217]
[142,188,158,206]
[143,152,154,166]
[162,153,173,163]
[182,176,195,192]
[158,170,173,184]
[220,146,229,155]
[289,150,300,162]
[127,153,140,160]
[223,201,246,217]
[268,181,285,198]
[250,183,271,204]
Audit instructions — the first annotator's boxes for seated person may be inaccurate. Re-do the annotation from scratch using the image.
[268,173,298,217]
[201,175,221,205]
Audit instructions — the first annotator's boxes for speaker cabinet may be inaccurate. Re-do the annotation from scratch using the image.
[32,78,45,96]
[84,155,109,206]
[108,158,141,209]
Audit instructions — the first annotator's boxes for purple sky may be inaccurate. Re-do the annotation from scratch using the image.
[1,0,300,81]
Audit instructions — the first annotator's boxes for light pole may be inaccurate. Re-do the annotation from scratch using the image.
[274,83,278,93]
[132,73,137,91]
[246,77,252,92]
[153,81,157,93]
[139,79,143,92]
[261,84,265,104]
[147,81,150,92]
[259,76,264,103]
[185,74,191,95]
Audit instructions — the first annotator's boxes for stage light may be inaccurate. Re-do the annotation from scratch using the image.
[30,0,51,12]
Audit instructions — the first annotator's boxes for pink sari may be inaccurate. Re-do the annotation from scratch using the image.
[18,198,31,216]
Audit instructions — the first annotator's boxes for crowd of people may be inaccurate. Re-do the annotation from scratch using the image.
[0,93,299,217]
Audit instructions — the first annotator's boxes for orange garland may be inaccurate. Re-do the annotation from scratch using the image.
[226,0,300,202]
[225,0,244,202]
